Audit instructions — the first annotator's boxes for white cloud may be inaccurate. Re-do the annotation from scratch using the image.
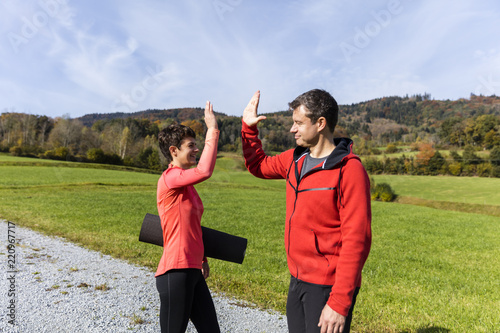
[1,0,499,118]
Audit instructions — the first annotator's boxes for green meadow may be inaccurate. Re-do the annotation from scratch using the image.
[1,153,499,332]
[371,174,500,205]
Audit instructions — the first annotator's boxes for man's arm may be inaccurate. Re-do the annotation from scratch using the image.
[241,91,289,179]
[327,160,372,317]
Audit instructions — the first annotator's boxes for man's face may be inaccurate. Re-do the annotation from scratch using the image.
[290,105,320,147]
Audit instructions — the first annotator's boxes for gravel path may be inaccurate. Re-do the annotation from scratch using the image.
[0,220,288,332]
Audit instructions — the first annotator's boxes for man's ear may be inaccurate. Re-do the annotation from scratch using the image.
[316,117,328,132]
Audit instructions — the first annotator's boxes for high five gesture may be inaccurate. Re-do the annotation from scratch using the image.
[242,91,267,127]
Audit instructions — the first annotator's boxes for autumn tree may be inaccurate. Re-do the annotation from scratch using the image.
[415,143,435,174]
[47,116,84,154]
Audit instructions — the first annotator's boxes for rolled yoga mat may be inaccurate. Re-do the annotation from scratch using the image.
[139,213,247,264]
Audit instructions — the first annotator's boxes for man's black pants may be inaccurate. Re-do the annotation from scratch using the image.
[286,275,359,333]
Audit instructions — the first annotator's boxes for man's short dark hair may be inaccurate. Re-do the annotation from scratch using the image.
[158,124,196,164]
[288,89,339,132]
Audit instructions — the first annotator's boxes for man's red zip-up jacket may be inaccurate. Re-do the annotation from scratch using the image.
[242,121,372,316]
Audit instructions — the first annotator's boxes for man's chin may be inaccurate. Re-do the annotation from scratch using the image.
[295,139,307,147]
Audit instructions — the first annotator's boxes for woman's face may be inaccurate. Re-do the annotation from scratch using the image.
[171,137,199,169]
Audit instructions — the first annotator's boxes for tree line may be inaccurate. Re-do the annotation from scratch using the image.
[1,93,499,176]
[362,143,500,178]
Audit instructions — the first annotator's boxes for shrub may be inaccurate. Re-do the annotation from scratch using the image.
[104,153,123,166]
[428,151,446,175]
[86,148,122,165]
[386,144,398,154]
[462,145,482,165]
[490,146,500,166]
[462,164,477,176]
[491,166,500,178]
[87,148,106,163]
[9,146,23,156]
[54,147,70,160]
[476,163,492,177]
[364,157,383,174]
[371,183,396,202]
[448,162,462,176]
[147,149,161,171]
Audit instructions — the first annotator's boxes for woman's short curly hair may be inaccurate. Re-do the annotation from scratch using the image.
[158,124,196,164]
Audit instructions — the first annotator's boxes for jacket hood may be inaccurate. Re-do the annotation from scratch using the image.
[292,137,356,170]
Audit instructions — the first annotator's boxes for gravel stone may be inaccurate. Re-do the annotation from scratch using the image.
[0,220,288,332]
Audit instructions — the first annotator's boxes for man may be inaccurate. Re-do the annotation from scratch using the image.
[241,90,372,333]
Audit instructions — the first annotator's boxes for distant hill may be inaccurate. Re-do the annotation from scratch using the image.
[78,107,227,127]
[77,94,500,128]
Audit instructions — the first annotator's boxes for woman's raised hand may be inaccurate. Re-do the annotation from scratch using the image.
[204,101,218,130]
[242,90,267,127]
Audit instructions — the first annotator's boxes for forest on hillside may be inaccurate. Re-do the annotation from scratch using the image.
[1,94,499,177]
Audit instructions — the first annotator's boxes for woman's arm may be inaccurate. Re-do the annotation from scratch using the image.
[165,101,219,188]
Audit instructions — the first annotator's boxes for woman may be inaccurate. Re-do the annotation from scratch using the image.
[155,101,220,333]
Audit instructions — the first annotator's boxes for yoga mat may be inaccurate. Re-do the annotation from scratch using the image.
[139,213,247,264]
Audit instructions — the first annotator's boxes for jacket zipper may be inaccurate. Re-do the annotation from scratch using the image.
[287,191,300,278]
[287,156,342,279]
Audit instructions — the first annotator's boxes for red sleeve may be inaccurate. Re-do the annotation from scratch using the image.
[241,120,290,179]
[327,159,372,316]
[165,128,219,188]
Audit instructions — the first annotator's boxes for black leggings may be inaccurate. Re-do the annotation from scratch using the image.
[286,275,359,333]
[156,269,220,333]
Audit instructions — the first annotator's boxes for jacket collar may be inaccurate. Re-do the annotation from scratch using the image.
[292,137,354,171]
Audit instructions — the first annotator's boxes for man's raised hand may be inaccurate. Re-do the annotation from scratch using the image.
[242,91,267,127]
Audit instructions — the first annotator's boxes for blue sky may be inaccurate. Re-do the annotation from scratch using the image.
[1,0,499,118]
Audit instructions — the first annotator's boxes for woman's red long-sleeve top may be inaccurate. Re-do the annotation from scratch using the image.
[155,128,219,277]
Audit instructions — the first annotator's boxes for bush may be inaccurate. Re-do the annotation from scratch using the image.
[86,148,122,165]
[462,164,477,176]
[9,146,23,156]
[147,149,161,171]
[491,166,500,178]
[386,143,398,154]
[448,162,462,176]
[364,157,383,174]
[54,147,70,160]
[371,183,396,202]
[462,145,482,165]
[87,148,106,163]
[490,146,500,166]
[476,163,492,177]
[103,153,123,165]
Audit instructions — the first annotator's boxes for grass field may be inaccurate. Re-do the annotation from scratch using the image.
[1,154,499,332]
[372,175,500,206]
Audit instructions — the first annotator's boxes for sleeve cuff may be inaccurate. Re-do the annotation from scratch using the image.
[241,120,258,134]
